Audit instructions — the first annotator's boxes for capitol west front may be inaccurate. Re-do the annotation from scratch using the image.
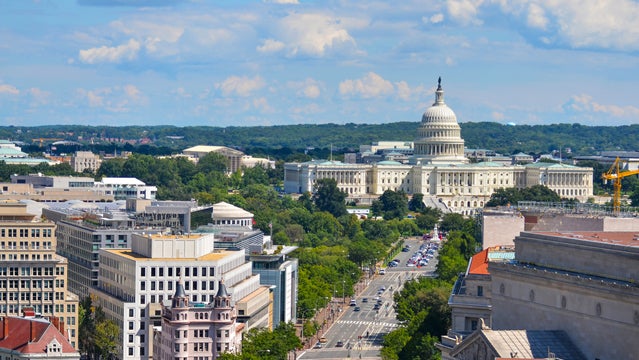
[284,80,593,215]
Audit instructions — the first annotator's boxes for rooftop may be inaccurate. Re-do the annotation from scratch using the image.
[535,231,639,248]
[103,248,234,261]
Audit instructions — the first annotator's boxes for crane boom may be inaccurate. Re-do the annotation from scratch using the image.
[601,157,639,215]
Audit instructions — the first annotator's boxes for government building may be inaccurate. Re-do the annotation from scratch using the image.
[284,79,593,214]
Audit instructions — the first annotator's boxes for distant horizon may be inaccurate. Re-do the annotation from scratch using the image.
[2,1,638,128]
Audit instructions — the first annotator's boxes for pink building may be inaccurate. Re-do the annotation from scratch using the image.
[154,280,243,360]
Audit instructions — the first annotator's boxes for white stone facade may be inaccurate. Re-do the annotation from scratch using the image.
[283,80,593,214]
[93,233,263,360]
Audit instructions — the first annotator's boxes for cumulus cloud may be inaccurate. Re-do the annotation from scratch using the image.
[275,13,359,57]
[253,97,275,113]
[79,38,141,64]
[339,72,394,99]
[217,75,265,97]
[77,85,145,112]
[565,94,639,118]
[288,78,323,99]
[27,88,51,105]
[257,39,286,53]
[526,3,548,30]
[0,84,19,95]
[447,0,484,26]
[428,13,445,24]
[440,1,639,50]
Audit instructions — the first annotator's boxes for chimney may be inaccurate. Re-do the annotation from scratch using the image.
[1,318,6,339]
[30,320,36,342]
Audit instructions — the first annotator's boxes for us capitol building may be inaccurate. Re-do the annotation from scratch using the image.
[284,79,593,214]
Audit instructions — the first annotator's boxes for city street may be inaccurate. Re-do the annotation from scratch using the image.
[298,237,438,359]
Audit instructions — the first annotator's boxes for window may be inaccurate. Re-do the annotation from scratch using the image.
[129,309,134,317]
[140,267,146,277]
[471,320,478,331]
[477,286,484,297]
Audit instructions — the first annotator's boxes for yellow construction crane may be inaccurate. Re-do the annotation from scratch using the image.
[601,157,639,215]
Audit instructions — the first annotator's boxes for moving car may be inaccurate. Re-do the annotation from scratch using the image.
[314,342,322,349]
[336,340,345,347]
[354,306,361,312]
[349,299,357,306]
[319,337,327,343]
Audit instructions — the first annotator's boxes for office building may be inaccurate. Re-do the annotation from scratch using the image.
[0,202,79,348]
[92,232,269,360]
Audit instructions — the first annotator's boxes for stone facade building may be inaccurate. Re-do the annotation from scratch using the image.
[0,202,79,349]
[153,280,242,360]
[284,79,593,215]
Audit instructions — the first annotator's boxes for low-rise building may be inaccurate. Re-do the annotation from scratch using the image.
[0,311,80,360]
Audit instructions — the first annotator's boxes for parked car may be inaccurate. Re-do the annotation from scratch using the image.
[379,268,386,274]
[314,342,322,349]
[362,298,368,303]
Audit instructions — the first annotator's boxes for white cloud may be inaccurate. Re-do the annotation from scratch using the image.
[79,38,141,64]
[491,0,639,51]
[447,0,484,26]
[0,84,19,95]
[566,94,639,118]
[304,85,321,99]
[526,3,548,30]
[217,75,265,97]
[27,88,51,105]
[395,81,411,101]
[76,85,145,112]
[429,13,445,24]
[288,78,323,99]
[253,97,275,113]
[257,39,286,53]
[339,72,394,99]
[276,13,359,57]
[290,103,323,115]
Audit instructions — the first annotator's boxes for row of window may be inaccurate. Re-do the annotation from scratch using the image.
[0,228,52,238]
[141,280,216,292]
[0,266,60,276]
[0,253,53,261]
[140,266,215,278]
[0,279,60,289]
[0,240,53,250]
[0,291,66,301]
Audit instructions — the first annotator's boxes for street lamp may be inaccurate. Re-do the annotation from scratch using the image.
[342,280,346,304]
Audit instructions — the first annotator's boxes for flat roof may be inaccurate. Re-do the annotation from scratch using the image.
[535,231,639,247]
[103,248,233,261]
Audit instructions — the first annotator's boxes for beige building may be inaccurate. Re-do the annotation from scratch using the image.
[488,231,639,359]
[70,151,102,173]
[182,146,276,173]
[284,80,593,215]
[0,202,79,349]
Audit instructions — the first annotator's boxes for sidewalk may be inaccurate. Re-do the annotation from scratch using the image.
[298,275,374,350]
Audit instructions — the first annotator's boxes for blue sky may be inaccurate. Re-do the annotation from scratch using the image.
[1,0,638,127]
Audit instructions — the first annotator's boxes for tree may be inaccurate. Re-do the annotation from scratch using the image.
[408,193,426,212]
[415,207,441,232]
[371,190,408,220]
[197,152,229,174]
[312,178,347,217]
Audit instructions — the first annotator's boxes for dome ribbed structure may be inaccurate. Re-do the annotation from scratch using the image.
[413,77,468,164]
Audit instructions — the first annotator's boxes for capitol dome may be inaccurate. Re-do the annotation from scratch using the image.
[412,77,468,165]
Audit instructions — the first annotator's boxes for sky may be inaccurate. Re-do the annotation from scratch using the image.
[1,0,638,128]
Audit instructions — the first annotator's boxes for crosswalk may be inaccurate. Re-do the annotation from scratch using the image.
[337,319,399,328]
